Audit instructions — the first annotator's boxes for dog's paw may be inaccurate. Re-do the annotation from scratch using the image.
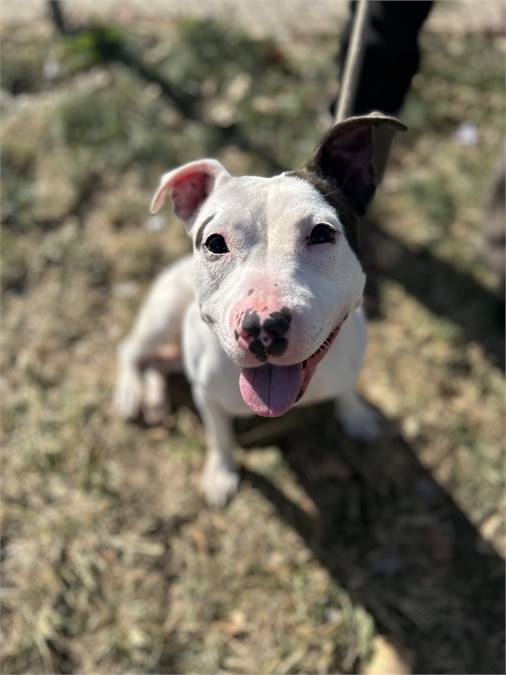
[200,458,240,507]
[336,394,383,442]
[142,367,170,426]
[143,400,170,426]
[113,367,143,420]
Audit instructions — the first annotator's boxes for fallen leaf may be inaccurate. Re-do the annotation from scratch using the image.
[363,635,413,675]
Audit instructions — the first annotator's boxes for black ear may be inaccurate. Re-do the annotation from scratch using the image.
[307,113,407,216]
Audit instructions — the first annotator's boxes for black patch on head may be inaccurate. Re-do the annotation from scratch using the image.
[242,309,261,338]
[286,169,361,259]
[263,307,292,338]
[249,338,267,361]
[266,337,288,357]
[305,116,406,219]
[247,289,254,296]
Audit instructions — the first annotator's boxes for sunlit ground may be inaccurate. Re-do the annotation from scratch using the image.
[1,11,504,674]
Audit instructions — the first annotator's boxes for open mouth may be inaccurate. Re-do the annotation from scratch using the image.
[239,314,348,417]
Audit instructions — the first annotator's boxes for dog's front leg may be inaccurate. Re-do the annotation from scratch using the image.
[335,389,382,442]
[193,387,239,507]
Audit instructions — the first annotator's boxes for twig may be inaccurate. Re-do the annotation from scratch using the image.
[47,0,73,36]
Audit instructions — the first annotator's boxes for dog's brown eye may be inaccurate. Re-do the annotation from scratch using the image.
[308,223,336,245]
[205,234,229,254]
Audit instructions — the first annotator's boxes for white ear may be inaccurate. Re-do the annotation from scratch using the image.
[150,159,230,227]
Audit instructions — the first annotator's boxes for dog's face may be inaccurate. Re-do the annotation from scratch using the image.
[151,114,405,416]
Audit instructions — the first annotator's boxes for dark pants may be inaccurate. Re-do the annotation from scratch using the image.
[334,1,433,311]
[337,1,504,312]
[336,0,434,116]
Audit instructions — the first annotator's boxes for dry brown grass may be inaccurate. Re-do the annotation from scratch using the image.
[1,14,504,675]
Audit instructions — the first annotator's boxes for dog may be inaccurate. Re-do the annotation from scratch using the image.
[113,113,406,506]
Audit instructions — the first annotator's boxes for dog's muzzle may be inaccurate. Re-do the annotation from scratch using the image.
[238,314,348,417]
[234,306,292,362]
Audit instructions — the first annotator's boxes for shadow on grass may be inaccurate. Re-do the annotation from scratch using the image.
[47,11,286,174]
[159,377,505,673]
[362,219,505,372]
[237,404,505,674]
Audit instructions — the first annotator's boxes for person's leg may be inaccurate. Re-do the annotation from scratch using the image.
[335,0,434,117]
[332,1,433,318]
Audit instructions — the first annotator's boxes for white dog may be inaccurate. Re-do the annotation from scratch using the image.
[114,113,405,505]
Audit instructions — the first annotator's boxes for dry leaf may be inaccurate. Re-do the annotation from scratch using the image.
[363,635,413,675]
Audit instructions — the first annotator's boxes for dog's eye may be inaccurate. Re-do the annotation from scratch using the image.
[204,234,229,254]
[308,223,336,245]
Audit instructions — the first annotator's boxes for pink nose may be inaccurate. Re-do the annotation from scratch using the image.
[234,306,292,362]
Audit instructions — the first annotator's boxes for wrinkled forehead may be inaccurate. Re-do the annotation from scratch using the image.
[208,174,339,226]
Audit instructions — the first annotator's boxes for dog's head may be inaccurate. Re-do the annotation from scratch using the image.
[151,113,406,417]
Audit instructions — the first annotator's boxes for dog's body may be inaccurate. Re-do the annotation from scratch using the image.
[114,114,405,505]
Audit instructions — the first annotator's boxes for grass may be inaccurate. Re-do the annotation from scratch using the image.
[1,13,505,675]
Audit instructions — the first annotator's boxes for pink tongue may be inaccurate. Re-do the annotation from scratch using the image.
[239,363,303,417]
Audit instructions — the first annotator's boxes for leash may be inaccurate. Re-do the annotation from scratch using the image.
[335,0,369,123]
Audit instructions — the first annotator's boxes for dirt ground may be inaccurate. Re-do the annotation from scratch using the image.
[2,0,505,36]
[1,3,505,674]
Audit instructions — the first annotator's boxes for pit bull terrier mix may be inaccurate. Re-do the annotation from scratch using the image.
[114,113,406,506]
